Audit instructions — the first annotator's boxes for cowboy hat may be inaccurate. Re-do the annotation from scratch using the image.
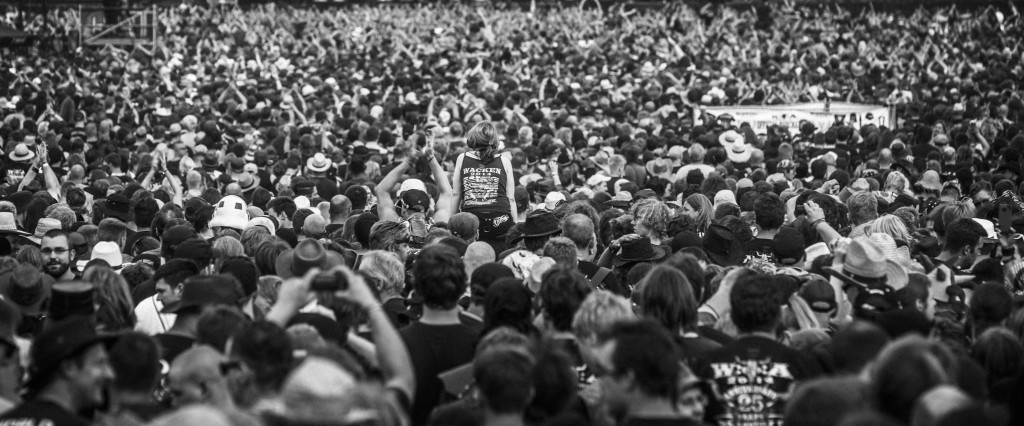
[645,158,674,182]
[519,210,561,239]
[613,237,669,267]
[823,237,908,290]
[275,239,344,279]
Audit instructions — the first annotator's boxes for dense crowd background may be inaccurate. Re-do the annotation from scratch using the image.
[0,1,1022,426]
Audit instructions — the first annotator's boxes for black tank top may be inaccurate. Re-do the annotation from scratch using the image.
[459,153,510,213]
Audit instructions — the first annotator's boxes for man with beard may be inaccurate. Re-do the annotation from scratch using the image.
[40,230,76,282]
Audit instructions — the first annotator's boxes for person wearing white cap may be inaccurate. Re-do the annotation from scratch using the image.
[544,192,567,211]
[376,128,454,224]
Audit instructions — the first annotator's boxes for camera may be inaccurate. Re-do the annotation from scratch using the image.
[310,270,348,292]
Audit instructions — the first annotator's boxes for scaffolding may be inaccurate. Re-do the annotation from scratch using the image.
[79,4,157,47]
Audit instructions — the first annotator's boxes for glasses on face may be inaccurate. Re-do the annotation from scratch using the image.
[40,247,69,255]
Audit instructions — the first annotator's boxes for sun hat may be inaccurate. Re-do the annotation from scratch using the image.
[0,212,27,236]
[8,143,35,162]
[89,241,123,270]
[306,153,331,173]
[28,218,63,244]
[209,195,249,230]
[161,274,244,314]
[275,239,344,279]
[727,142,752,163]
[718,130,744,146]
[823,237,908,290]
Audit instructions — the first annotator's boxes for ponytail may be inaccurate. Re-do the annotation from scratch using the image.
[467,121,498,160]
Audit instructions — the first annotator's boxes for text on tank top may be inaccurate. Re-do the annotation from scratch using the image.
[460,153,510,212]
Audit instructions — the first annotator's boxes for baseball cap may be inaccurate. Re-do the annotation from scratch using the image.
[799,279,837,313]
[399,190,430,213]
[544,192,567,210]
[449,212,480,240]
[772,227,806,265]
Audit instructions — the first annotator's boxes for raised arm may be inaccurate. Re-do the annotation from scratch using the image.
[451,153,465,215]
[426,136,453,223]
[376,157,409,223]
[502,155,518,223]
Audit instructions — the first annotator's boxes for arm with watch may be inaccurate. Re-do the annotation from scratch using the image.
[804,200,841,246]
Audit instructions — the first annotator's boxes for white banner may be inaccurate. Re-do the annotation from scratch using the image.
[696,102,894,136]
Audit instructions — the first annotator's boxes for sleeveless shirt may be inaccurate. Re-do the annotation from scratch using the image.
[459,152,510,213]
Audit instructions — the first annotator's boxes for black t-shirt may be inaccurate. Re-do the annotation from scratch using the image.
[154,333,196,364]
[0,161,31,187]
[744,238,775,263]
[624,417,700,426]
[400,322,479,426]
[695,335,820,425]
[0,399,90,426]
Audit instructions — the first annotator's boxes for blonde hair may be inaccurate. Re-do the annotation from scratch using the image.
[868,215,911,242]
[358,250,406,299]
[572,291,635,342]
[685,193,714,232]
[885,171,909,193]
[630,199,671,239]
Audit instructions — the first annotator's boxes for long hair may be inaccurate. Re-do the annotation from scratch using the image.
[84,267,136,332]
[685,193,714,233]
[467,121,499,161]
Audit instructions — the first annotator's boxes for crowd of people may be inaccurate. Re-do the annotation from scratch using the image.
[0,1,1023,425]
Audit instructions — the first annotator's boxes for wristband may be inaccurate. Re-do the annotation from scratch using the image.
[811,218,826,228]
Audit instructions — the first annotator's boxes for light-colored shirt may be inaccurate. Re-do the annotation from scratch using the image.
[134,295,177,336]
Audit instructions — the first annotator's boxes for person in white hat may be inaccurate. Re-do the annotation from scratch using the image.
[376,128,454,224]
[209,195,249,232]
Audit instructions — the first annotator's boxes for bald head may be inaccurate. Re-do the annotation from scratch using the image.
[225,183,242,196]
[69,164,86,183]
[464,242,496,277]
[329,195,352,222]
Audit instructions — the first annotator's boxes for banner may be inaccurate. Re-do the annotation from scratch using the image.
[696,102,894,136]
